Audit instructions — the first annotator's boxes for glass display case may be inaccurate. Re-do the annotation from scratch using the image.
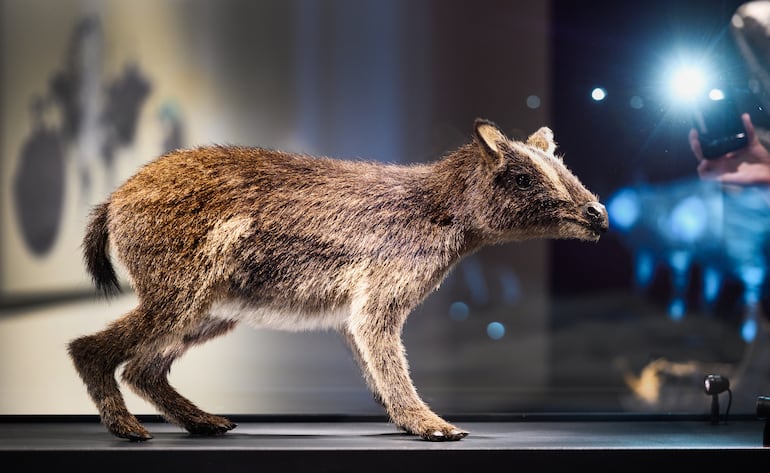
[0,2,768,461]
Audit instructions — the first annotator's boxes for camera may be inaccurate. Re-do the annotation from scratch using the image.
[691,86,748,159]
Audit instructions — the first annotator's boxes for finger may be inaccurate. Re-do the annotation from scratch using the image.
[697,157,732,179]
[742,113,757,143]
[696,159,713,179]
[689,128,704,161]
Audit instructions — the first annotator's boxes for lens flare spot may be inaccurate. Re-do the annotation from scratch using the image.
[486,322,505,340]
[449,301,469,321]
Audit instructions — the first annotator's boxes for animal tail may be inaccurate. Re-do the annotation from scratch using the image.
[83,201,121,298]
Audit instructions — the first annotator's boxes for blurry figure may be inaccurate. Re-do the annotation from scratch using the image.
[626,0,770,413]
[689,1,770,185]
[616,1,770,414]
[687,2,770,345]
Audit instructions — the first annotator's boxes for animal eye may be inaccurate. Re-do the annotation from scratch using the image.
[515,174,532,190]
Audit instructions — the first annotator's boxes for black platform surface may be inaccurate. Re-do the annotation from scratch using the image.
[1,415,768,472]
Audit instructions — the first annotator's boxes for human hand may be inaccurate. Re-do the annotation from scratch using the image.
[689,113,770,185]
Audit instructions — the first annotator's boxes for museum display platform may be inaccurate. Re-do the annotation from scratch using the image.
[1,414,768,471]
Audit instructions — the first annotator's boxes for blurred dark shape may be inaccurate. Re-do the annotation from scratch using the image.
[100,63,152,175]
[49,16,101,141]
[12,102,65,256]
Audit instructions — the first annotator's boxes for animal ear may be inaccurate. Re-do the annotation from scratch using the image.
[474,118,507,164]
[526,126,557,156]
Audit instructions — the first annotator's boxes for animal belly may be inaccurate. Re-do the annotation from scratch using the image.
[208,298,350,332]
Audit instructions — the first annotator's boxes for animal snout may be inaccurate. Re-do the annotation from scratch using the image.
[583,201,609,234]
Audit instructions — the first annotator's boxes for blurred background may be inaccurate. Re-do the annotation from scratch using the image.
[1,0,768,419]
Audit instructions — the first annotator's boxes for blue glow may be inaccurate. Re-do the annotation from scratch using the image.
[669,196,707,242]
[668,298,685,321]
[607,188,640,230]
[667,250,690,273]
[634,251,655,288]
[449,301,469,321]
[702,267,722,303]
[591,87,607,101]
[487,322,505,340]
[744,286,761,306]
[739,265,765,287]
[741,318,757,342]
[609,178,770,343]
[629,95,644,109]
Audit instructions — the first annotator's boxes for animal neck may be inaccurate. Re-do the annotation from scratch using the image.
[422,144,489,255]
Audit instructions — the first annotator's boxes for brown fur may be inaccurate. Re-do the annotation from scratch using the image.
[68,119,608,441]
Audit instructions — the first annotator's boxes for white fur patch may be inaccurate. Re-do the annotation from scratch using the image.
[206,216,253,257]
[509,141,570,200]
[209,298,350,332]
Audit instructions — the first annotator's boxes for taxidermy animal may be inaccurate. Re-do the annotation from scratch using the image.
[69,118,608,442]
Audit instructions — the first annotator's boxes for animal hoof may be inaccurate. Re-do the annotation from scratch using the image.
[127,431,153,442]
[423,428,468,441]
[106,417,152,441]
[185,416,237,435]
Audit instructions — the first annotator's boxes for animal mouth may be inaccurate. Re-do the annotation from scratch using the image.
[590,221,609,235]
[565,218,607,239]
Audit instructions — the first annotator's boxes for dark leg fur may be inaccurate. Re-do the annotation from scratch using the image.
[69,303,237,440]
[121,318,238,436]
[68,307,152,441]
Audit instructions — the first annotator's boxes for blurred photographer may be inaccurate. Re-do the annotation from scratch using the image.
[687,2,770,413]
[690,1,770,185]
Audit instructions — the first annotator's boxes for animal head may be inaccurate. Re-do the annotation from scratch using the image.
[463,118,608,242]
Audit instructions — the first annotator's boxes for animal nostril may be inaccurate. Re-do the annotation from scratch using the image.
[584,202,605,220]
[583,202,608,233]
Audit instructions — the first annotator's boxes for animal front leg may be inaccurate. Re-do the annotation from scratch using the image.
[340,327,386,408]
[347,311,468,441]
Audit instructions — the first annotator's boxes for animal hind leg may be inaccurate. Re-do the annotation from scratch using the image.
[121,318,238,435]
[68,305,154,441]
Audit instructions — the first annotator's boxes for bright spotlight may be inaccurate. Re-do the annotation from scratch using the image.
[591,87,607,101]
[669,65,707,102]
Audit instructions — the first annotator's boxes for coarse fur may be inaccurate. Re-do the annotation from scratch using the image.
[68,118,608,442]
